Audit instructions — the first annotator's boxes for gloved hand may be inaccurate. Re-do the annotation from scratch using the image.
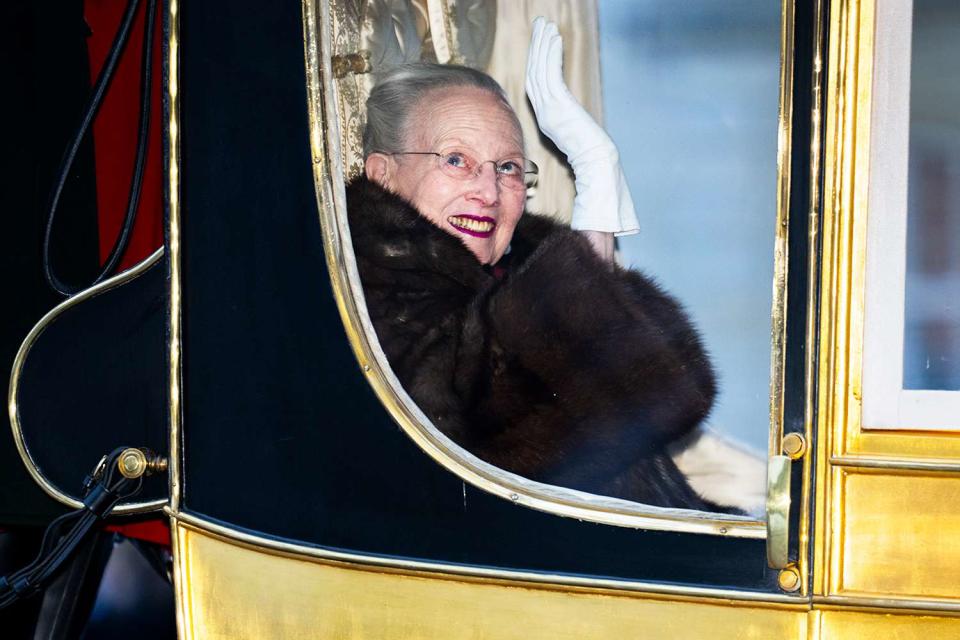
[525,16,639,236]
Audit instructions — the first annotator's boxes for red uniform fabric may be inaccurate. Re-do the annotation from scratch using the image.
[85,0,164,270]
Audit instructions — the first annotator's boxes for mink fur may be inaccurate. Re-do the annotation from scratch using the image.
[347,176,730,511]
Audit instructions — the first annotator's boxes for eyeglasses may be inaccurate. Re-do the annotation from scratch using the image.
[385,150,539,190]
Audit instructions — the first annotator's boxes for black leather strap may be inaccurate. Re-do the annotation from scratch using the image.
[42,0,158,296]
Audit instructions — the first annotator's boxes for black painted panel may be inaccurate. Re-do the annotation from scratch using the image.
[15,260,169,506]
[1,0,106,525]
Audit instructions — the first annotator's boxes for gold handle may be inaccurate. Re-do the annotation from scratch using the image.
[331,52,371,79]
[766,454,792,569]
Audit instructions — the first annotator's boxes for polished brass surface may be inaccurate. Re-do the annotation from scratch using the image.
[837,470,960,600]
[816,608,960,637]
[815,594,960,615]
[173,522,809,640]
[815,0,960,607]
[766,454,792,569]
[118,448,148,479]
[813,0,873,598]
[167,0,183,515]
[796,0,826,599]
[302,0,766,536]
[147,453,168,475]
[167,509,801,605]
[782,433,807,459]
[7,249,166,514]
[779,565,802,593]
[831,455,960,472]
[769,0,796,470]
[166,5,184,636]
[173,521,960,638]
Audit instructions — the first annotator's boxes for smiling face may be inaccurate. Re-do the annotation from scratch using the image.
[365,86,527,265]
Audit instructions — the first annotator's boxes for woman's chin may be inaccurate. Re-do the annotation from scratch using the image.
[461,238,496,265]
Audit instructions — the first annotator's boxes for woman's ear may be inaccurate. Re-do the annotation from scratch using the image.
[364,154,391,187]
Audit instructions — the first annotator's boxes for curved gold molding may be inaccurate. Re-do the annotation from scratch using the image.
[768,0,797,463]
[799,0,827,599]
[301,0,774,539]
[7,248,167,514]
[167,509,803,605]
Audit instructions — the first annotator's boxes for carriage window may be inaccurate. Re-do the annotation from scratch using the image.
[863,0,960,429]
[330,0,785,524]
[599,2,780,454]
[903,0,960,392]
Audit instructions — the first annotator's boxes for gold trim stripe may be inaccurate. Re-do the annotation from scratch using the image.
[167,510,805,606]
[769,0,797,463]
[167,0,183,515]
[166,1,187,637]
[798,0,827,599]
[813,594,960,616]
[830,455,960,472]
[7,249,166,514]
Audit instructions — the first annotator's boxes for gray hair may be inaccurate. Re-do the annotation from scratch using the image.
[362,63,521,157]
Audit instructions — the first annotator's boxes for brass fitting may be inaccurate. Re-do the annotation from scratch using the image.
[781,433,807,460]
[117,448,168,479]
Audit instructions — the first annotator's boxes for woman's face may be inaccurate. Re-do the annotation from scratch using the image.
[366,86,526,265]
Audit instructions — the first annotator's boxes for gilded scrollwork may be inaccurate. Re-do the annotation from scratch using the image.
[330,0,368,177]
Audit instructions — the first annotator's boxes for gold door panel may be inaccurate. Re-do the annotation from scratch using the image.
[173,523,807,640]
[174,522,960,639]
[835,470,960,602]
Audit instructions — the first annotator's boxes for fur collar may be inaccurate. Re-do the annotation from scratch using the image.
[345,175,565,289]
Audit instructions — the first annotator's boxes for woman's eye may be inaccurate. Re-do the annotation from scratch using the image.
[497,161,522,176]
[444,153,469,169]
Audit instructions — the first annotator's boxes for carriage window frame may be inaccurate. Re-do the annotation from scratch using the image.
[862,0,960,431]
[304,0,816,539]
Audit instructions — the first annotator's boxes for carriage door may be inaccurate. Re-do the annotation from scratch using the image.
[166,0,826,635]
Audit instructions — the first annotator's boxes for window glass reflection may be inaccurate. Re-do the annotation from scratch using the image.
[598,1,781,450]
[904,0,960,391]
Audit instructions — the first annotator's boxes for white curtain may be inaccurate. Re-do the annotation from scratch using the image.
[486,0,604,223]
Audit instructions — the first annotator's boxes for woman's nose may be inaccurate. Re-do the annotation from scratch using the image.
[466,161,501,205]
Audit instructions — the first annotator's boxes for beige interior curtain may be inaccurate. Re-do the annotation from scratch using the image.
[486,0,603,224]
[330,0,498,178]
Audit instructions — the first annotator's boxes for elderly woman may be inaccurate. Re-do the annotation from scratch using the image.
[347,20,734,512]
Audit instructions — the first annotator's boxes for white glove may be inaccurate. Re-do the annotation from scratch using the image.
[525,17,639,236]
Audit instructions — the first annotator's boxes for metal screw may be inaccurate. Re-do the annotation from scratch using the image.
[509,493,519,502]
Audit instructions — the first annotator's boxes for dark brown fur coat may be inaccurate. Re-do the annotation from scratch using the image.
[347,176,725,511]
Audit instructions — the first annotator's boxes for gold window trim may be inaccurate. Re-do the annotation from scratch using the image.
[815,0,960,469]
